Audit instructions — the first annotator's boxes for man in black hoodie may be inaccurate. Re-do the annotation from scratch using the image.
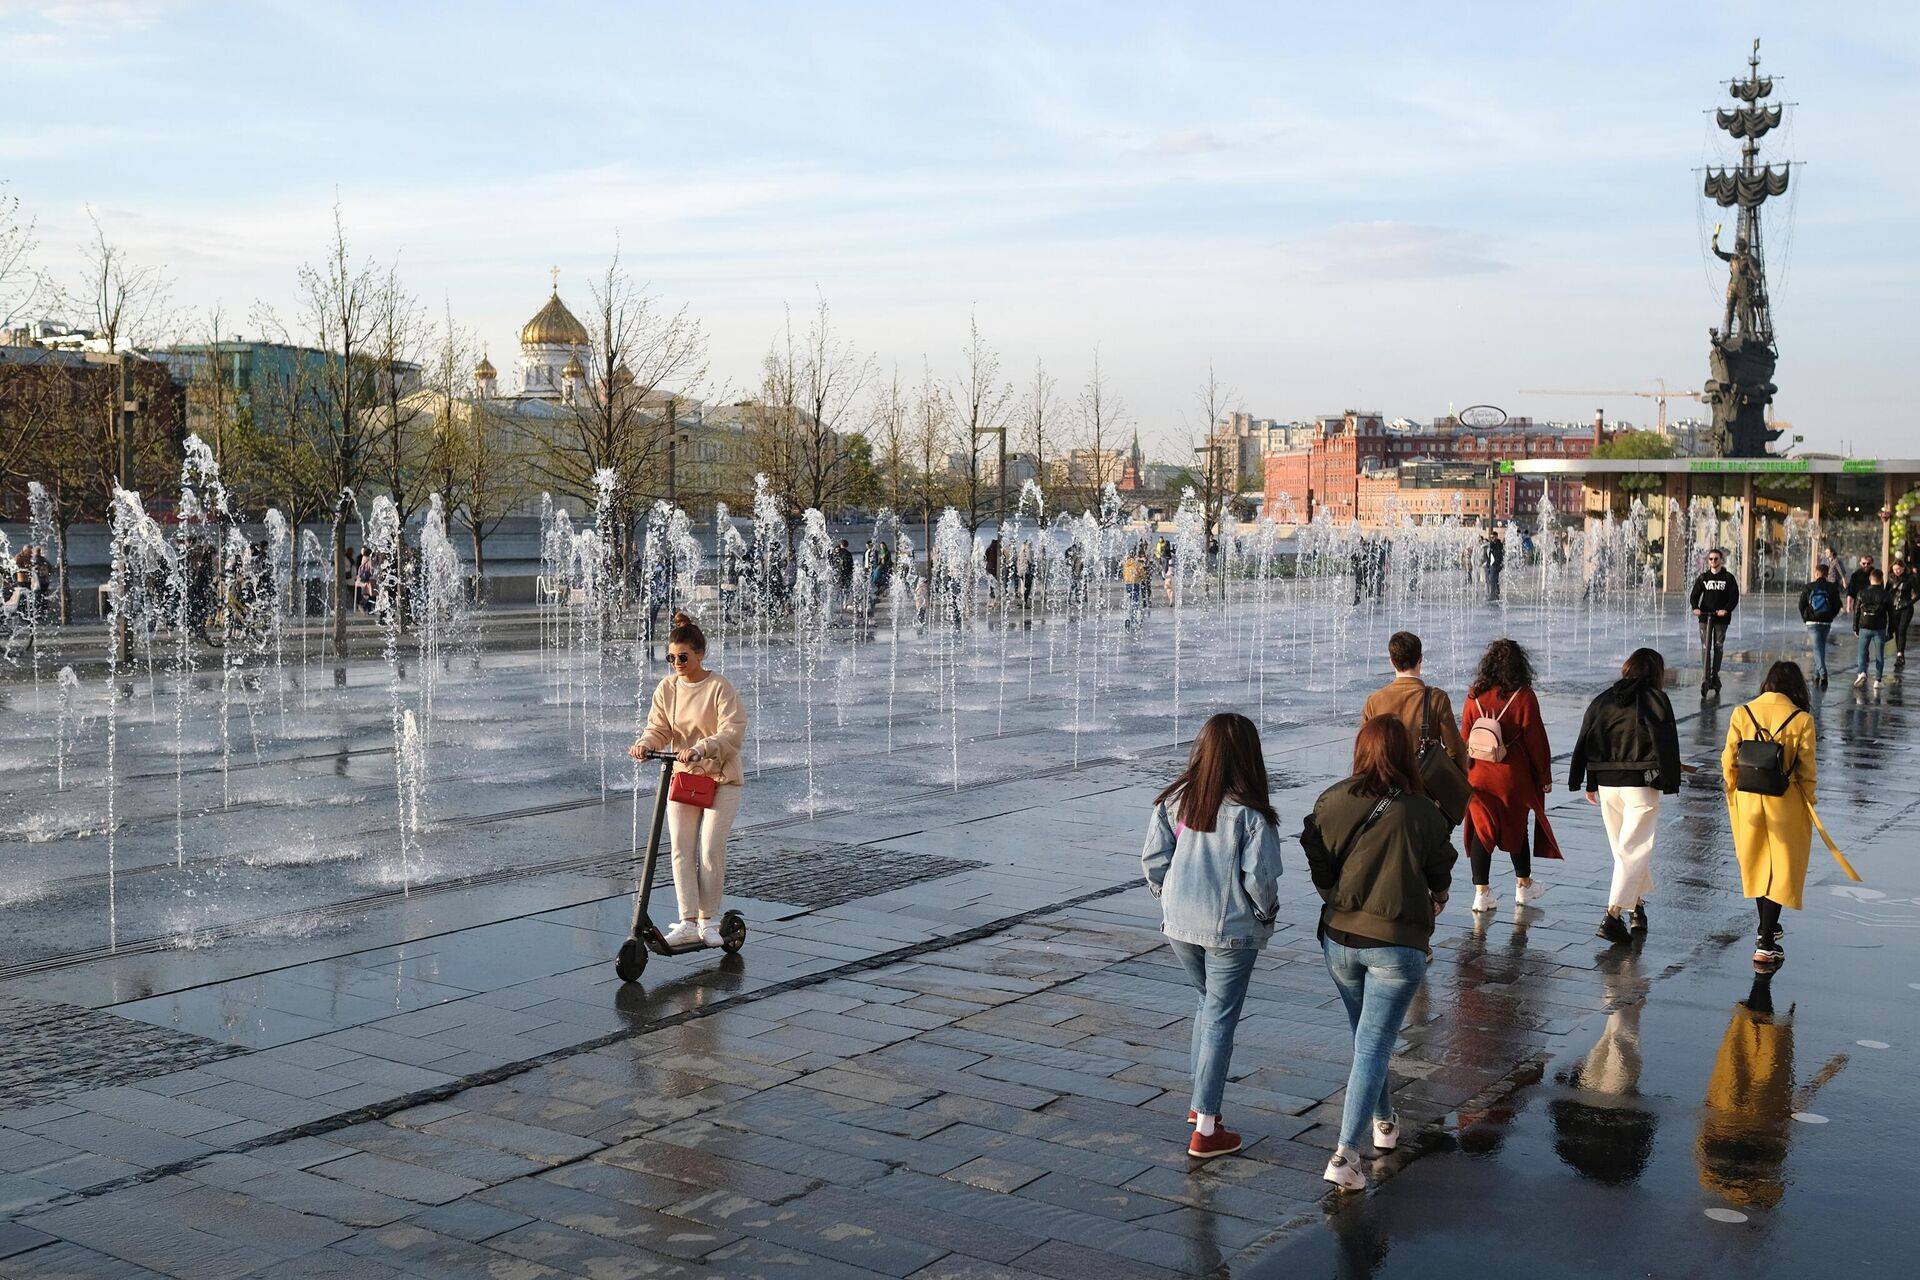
[1688,549,1740,694]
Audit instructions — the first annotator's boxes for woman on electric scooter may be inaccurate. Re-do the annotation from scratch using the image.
[628,614,748,948]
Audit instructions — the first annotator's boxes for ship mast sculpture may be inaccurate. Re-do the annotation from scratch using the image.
[1702,39,1792,457]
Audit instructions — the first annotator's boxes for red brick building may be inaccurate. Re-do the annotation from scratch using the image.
[1263,410,1599,527]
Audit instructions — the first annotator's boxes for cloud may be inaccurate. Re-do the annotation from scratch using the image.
[1294,222,1510,282]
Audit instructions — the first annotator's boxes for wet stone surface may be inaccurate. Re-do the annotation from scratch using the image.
[0,598,1909,1275]
[0,994,244,1111]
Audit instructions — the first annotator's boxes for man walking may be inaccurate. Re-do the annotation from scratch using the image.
[1361,630,1468,774]
[1483,529,1505,602]
[1854,568,1893,691]
[1797,563,1841,687]
[1689,548,1739,695]
[1846,554,1876,632]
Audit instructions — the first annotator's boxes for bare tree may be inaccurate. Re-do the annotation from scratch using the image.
[870,363,909,515]
[1020,356,1059,506]
[367,264,432,534]
[1186,361,1237,545]
[71,208,176,350]
[951,312,1014,532]
[1070,345,1127,507]
[255,202,385,648]
[524,251,707,569]
[910,358,951,558]
[746,297,872,516]
[0,182,44,334]
[419,309,523,586]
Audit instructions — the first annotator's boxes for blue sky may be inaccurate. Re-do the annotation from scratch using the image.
[4,1,1916,455]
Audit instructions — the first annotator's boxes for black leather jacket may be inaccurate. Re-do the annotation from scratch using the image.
[1567,677,1682,794]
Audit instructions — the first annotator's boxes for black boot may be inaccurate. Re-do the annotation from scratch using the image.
[1630,904,1649,934]
[1597,914,1632,946]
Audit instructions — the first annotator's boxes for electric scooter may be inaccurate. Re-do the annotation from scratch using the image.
[614,749,747,982]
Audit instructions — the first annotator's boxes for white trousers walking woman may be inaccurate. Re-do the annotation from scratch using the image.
[1599,785,1659,909]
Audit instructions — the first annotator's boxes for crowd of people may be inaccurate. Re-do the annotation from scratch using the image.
[1143,621,1852,1193]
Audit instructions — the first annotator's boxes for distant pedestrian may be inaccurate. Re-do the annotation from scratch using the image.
[1016,538,1035,609]
[1852,567,1892,690]
[1689,548,1739,695]
[1568,647,1682,945]
[1722,661,1831,968]
[1482,530,1505,602]
[1121,545,1149,627]
[1461,637,1558,912]
[1303,715,1454,1193]
[1888,559,1916,672]
[1796,563,1841,686]
[1845,554,1875,631]
[1141,712,1284,1162]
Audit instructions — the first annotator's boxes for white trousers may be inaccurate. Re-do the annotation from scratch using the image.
[666,783,742,921]
[1598,785,1659,909]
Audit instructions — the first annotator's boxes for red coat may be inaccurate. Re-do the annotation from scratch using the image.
[1461,685,1561,859]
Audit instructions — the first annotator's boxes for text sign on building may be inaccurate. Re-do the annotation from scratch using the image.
[1458,405,1507,428]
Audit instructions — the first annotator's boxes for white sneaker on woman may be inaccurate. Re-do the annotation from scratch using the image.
[1514,881,1535,906]
[1322,1148,1367,1193]
[663,919,701,946]
[1372,1115,1400,1151]
[700,920,723,948]
[1472,887,1496,912]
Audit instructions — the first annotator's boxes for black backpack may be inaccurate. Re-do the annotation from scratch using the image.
[1734,706,1802,796]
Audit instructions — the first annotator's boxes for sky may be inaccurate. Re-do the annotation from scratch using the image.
[3,0,1917,458]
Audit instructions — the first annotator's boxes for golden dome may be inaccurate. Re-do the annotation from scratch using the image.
[474,353,496,377]
[561,353,584,378]
[520,291,589,348]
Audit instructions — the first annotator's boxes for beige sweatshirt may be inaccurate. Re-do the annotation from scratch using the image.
[637,672,748,785]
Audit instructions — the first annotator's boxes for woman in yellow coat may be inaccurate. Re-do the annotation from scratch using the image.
[1721,661,1816,967]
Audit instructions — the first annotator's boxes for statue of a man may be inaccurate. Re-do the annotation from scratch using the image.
[1712,224,1759,339]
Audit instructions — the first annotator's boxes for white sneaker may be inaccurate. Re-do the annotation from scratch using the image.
[1514,881,1535,906]
[1472,887,1496,912]
[663,919,701,946]
[1872,679,1883,692]
[1372,1115,1400,1152]
[1854,673,1868,688]
[700,921,723,948]
[1322,1148,1367,1193]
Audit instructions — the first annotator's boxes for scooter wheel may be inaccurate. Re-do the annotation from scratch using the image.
[615,937,648,982]
[719,910,747,954]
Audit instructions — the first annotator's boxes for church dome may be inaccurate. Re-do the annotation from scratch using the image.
[561,353,584,378]
[520,291,589,348]
[474,353,496,377]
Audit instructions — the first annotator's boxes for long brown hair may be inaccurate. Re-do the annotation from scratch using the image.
[1155,712,1277,832]
[1760,660,1811,712]
[1469,637,1535,699]
[1352,715,1422,799]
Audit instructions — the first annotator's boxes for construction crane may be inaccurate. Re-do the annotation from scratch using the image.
[1518,378,1705,433]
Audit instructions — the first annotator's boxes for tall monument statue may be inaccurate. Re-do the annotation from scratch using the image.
[1702,39,1792,457]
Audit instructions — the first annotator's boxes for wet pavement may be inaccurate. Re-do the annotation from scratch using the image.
[1,597,1914,1277]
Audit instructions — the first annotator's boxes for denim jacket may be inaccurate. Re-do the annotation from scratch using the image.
[1142,800,1284,950]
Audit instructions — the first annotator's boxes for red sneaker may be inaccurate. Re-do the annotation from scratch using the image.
[1187,1127,1242,1160]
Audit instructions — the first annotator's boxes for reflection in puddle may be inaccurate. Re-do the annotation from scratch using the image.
[1551,946,1656,1185]
[1696,974,1848,1211]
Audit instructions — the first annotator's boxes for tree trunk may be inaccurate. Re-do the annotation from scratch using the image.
[331,516,348,653]
[55,518,71,625]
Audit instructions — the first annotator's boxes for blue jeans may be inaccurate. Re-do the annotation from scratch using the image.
[1323,937,1427,1151]
[1807,622,1831,679]
[1168,941,1258,1117]
[1858,629,1888,679]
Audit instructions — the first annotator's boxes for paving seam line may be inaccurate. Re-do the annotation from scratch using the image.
[16,877,1145,1215]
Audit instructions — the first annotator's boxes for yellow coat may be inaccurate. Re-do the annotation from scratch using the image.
[1721,692,1816,910]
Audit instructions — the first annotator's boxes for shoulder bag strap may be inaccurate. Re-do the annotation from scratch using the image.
[1420,687,1438,743]
[1337,790,1398,865]
[1497,689,1521,719]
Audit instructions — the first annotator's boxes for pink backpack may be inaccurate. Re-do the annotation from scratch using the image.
[1465,691,1521,762]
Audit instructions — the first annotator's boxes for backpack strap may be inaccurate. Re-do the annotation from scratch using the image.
[1497,689,1522,719]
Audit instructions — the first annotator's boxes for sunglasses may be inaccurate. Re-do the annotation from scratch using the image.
[666,652,696,665]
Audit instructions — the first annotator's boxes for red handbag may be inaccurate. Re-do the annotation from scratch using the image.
[668,769,717,809]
